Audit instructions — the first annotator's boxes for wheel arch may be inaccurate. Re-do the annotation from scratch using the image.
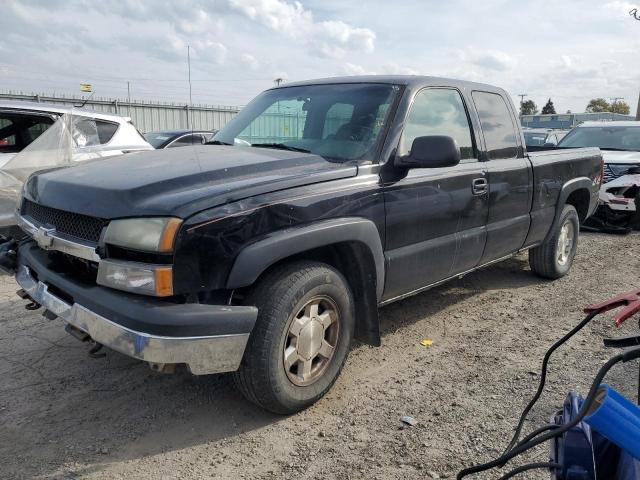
[545,178,594,242]
[226,218,385,346]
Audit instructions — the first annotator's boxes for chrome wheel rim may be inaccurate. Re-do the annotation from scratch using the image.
[283,295,340,387]
[556,220,575,266]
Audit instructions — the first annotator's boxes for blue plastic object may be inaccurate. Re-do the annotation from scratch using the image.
[550,392,596,480]
[584,385,640,461]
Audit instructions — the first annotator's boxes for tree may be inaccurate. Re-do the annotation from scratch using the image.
[610,100,631,115]
[586,98,610,113]
[541,98,556,115]
[520,99,538,115]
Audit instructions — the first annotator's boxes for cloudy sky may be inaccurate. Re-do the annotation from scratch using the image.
[1,0,639,113]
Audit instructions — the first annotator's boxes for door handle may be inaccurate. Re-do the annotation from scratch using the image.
[472,178,488,195]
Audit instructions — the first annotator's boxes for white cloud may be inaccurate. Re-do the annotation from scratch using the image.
[603,1,637,13]
[458,49,517,72]
[1,0,639,112]
[240,53,260,70]
[227,0,375,58]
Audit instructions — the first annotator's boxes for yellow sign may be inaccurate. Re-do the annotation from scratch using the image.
[80,83,92,93]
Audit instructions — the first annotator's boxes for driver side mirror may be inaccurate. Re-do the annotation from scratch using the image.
[395,135,461,169]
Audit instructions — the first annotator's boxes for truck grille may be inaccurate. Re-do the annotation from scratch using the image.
[603,163,640,184]
[21,199,107,244]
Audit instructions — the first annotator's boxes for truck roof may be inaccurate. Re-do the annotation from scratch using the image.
[271,75,506,94]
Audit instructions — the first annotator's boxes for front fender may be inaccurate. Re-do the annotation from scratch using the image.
[226,217,385,302]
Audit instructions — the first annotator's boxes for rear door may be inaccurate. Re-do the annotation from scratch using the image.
[382,87,489,300]
[471,91,532,264]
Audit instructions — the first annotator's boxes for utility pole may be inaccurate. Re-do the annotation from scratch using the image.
[187,45,193,130]
[518,94,527,104]
[127,81,132,120]
[636,92,640,121]
[518,94,527,114]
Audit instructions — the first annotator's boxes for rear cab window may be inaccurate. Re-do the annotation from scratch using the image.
[471,91,519,159]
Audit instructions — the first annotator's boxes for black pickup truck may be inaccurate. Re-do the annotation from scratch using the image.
[0,76,602,413]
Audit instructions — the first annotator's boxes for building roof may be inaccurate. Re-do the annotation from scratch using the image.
[0,100,130,122]
[576,121,640,127]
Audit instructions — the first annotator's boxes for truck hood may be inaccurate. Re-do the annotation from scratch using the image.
[23,145,358,219]
[602,150,640,164]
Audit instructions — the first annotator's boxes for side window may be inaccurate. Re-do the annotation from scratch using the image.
[471,91,518,159]
[323,103,354,138]
[400,88,475,160]
[95,121,119,144]
[0,118,16,146]
[26,120,54,143]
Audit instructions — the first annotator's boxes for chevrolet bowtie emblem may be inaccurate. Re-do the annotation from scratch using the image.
[34,226,56,248]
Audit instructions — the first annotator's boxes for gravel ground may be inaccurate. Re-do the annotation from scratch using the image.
[0,232,638,480]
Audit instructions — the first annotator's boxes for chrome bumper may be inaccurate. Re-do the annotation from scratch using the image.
[16,265,250,375]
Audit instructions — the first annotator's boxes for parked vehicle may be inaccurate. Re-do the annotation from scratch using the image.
[558,121,640,231]
[0,101,152,166]
[522,128,569,148]
[144,129,217,149]
[0,76,602,413]
[0,103,153,231]
[0,104,55,166]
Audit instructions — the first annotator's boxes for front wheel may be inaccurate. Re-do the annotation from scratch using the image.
[234,260,355,414]
[529,204,580,279]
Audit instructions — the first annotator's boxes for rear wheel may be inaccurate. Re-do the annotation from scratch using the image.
[234,260,355,414]
[529,204,580,279]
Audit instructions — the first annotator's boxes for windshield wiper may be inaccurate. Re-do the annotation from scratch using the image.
[250,143,311,153]
[206,140,232,145]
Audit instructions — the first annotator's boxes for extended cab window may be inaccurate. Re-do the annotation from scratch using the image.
[400,88,475,160]
[472,91,518,159]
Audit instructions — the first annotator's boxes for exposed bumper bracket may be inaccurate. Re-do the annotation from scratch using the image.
[15,265,251,375]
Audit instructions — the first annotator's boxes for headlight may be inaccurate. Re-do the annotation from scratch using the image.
[103,217,182,252]
[97,259,173,296]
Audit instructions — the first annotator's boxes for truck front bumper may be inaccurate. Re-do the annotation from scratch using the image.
[15,243,258,375]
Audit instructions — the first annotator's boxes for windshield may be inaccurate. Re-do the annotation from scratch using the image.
[144,132,173,148]
[558,125,640,151]
[213,83,398,162]
[523,131,549,147]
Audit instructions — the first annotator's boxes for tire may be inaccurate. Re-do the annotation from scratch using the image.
[234,260,355,414]
[529,204,580,279]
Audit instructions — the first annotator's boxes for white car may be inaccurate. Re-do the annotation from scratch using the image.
[558,121,640,231]
[0,102,153,229]
[0,101,152,166]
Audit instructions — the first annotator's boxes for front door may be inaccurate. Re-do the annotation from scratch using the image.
[382,87,489,301]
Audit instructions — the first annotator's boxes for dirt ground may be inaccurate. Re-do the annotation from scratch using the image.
[1,232,638,480]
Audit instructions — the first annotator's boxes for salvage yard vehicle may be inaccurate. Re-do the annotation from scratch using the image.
[522,128,568,148]
[0,103,153,233]
[0,101,152,166]
[144,129,217,149]
[0,76,603,414]
[557,121,640,232]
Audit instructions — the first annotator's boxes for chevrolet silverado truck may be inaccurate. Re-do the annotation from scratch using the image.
[0,76,603,414]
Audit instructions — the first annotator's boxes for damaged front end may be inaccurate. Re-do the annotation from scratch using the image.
[583,170,640,233]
